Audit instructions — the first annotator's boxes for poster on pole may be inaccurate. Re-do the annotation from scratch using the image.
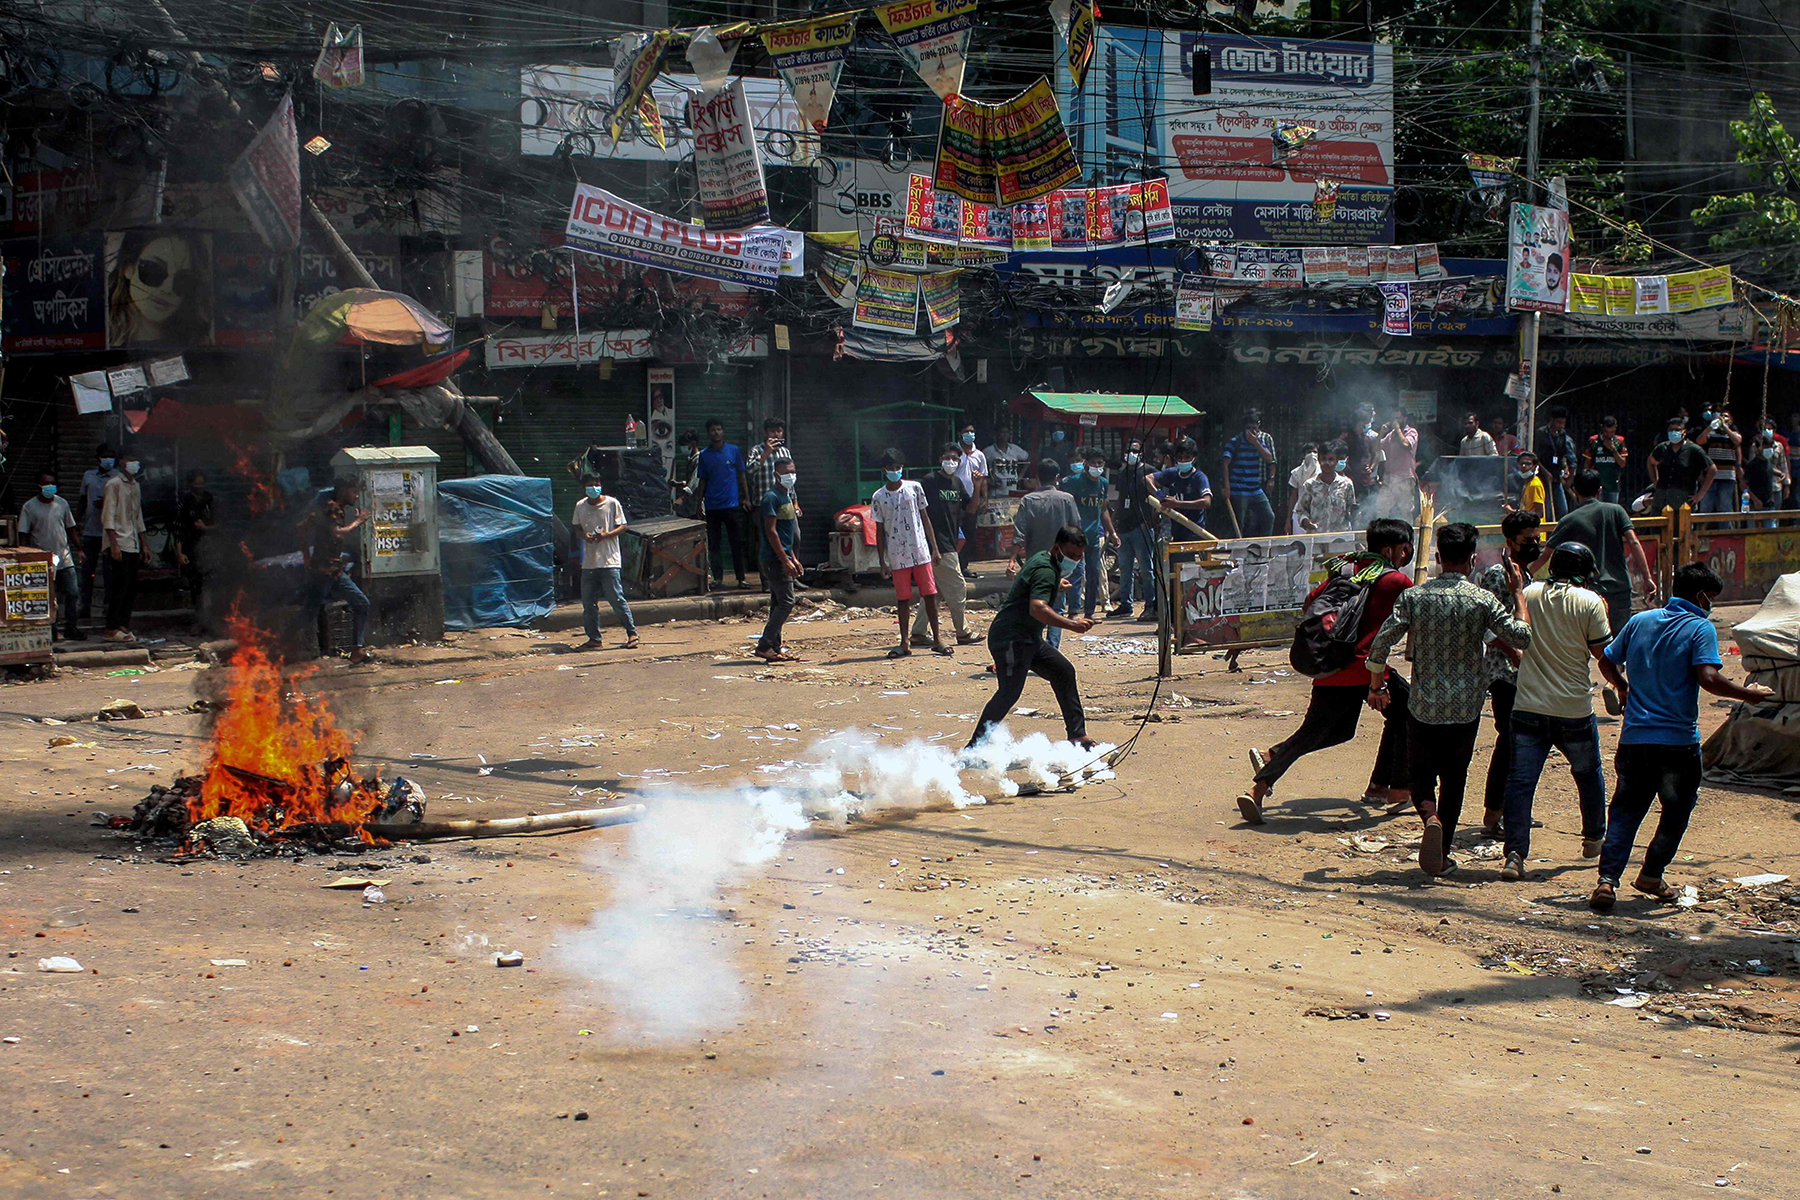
[228,92,302,252]
[1505,202,1570,313]
[609,30,672,146]
[853,267,920,332]
[689,81,771,229]
[647,367,676,474]
[564,183,785,290]
[1175,275,1216,331]
[875,0,978,101]
[1376,281,1412,335]
[760,13,858,133]
[919,269,962,332]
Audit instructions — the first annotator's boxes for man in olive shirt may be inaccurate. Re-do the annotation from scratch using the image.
[967,525,1097,751]
[1546,469,1656,636]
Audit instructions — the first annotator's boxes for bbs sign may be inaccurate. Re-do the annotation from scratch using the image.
[815,157,916,238]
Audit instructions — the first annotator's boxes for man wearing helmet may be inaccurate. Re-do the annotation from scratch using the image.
[1495,541,1613,882]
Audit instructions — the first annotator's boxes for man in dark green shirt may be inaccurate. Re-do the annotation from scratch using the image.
[1545,468,1656,636]
[967,525,1097,750]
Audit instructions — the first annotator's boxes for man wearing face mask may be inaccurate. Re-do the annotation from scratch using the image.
[1475,510,1543,839]
[1546,469,1657,637]
[955,423,988,577]
[1294,447,1355,533]
[19,472,82,641]
[1589,562,1775,909]
[912,444,980,647]
[1646,416,1713,517]
[871,449,950,658]
[967,525,1097,752]
[1062,448,1120,620]
[100,451,150,642]
[1145,437,1212,539]
[756,453,805,663]
[1011,459,1082,648]
[1038,426,1076,477]
[1110,439,1157,620]
[1693,407,1742,513]
[1284,443,1321,535]
[983,427,1032,498]
[572,473,638,651]
[78,443,118,621]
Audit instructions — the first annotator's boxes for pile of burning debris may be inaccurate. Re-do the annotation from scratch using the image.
[122,770,425,858]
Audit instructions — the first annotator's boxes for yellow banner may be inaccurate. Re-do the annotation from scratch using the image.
[1603,275,1634,316]
[1695,265,1733,308]
[1567,273,1605,314]
[1665,271,1699,313]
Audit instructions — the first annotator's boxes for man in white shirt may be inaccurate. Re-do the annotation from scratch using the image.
[19,472,83,640]
[1284,444,1320,534]
[870,448,949,658]
[572,474,638,651]
[100,451,149,642]
[1459,411,1498,456]
[983,426,1033,498]
[955,422,988,576]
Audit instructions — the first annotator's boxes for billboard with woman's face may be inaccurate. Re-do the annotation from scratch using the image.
[107,230,214,347]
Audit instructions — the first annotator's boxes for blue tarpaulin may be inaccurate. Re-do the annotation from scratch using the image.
[438,476,555,629]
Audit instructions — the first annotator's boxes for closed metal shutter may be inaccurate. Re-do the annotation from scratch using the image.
[491,364,646,524]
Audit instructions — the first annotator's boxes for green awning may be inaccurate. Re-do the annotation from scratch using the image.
[1028,392,1200,418]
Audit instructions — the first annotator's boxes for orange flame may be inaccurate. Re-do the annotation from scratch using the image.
[226,439,273,518]
[187,615,382,836]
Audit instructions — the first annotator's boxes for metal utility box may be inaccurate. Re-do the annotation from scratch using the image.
[331,447,441,576]
[620,516,708,599]
[0,548,56,667]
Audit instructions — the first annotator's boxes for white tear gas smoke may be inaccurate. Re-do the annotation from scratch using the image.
[559,726,1114,1043]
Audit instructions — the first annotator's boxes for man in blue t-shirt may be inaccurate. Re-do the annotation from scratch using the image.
[1217,409,1276,537]
[1142,437,1212,539]
[1061,448,1119,619]
[687,418,751,589]
[1590,562,1773,910]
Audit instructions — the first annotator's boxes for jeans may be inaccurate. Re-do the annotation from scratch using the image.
[1255,672,1411,793]
[309,570,370,648]
[1115,525,1154,609]
[969,636,1085,747]
[103,552,141,631]
[1599,743,1702,884]
[1600,588,1632,639]
[1229,490,1275,538]
[705,507,748,585]
[580,566,636,641]
[54,565,80,636]
[1047,579,1068,649]
[1408,717,1481,852]
[1599,488,1621,506]
[79,534,103,615]
[757,560,795,653]
[1064,539,1105,618]
[1699,476,1739,514]
[1502,710,1607,860]
[1483,679,1516,821]
[911,551,969,638]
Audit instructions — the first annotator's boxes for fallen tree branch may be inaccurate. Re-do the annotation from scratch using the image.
[366,803,646,840]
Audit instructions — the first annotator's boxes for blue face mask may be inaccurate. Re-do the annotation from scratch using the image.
[1086,465,1104,479]
[1051,430,1065,442]
[1176,461,1196,477]
[586,485,604,499]
[1669,430,1684,444]
[1336,460,1348,473]
[962,432,976,446]
[1057,551,1081,578]
[1125,452,1140,466]
[99,458,115,470]
[40,484,57,498]
[884,469,903,483]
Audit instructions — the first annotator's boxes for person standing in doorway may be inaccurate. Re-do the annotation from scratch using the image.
[1218,409,1277,537]
[1589,563,1774,909]
[1294,448,1356,533]
[1366,521,1532,876]
[871,449,950,659]
[573,474,638,651]
[174,469,215,617]
[690,418,751,590]
[756,452,805,663]
[1538,406,1579,519]
[1694,407,1742,514]
[743,417,789,519]
[912,444,980,647]
[1476,510,1543,839]
[1061,447,1119,620]
[955,422,988,576]
[1646,416,1714,517]
[1110,438,1157,620]
[983,426,1032,498]
[1380,407,1421,521]
[1010,459,1082,649]
[19,472,82,641]
[966,525,1097,752]
[78,443,118,622]
[1460,413,1497,456]
[1584,416,1629,504]
[100,451,150,643]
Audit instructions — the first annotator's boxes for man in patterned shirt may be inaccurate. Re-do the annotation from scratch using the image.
[1367,522,1532,876]
[1475,509,1544,838]
[1295,449,1356,533]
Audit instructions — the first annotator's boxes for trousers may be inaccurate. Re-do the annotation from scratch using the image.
[969,637,1085,748]
[757,561,795,653]
[1598,743,1701,884]
[103,552,141,631]
[1483,679,1517,820]
[1502,710,1607,859]
[1408,717,1481,852]
[1254,672,1411,792]
[1115,525,1155,608]
[79,534,103,615]
[1229,491,1275,538]
[54,565,80,636]
[911,551,969,638]
[705,507,748,585]
[308,570,370,648]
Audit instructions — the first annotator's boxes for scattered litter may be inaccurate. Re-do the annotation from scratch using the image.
[104,668,146,678]
[99,698,146,720]
[495,950,524,968]
[1304,1007,1369,1021]
[1346,835,1390,854]
[1013,707,1038,716]
[1732,873,1789,887]
[38,957,83,973]
[322,877,391,890]
[1676,885,1700,908]
[407,752,440,760]
[209,959,248,967]
[882,691,909,697]
[1,1037,19,1044]
[1606,993,1651,1008]
[47,735,95,749]
[362,887,386,904]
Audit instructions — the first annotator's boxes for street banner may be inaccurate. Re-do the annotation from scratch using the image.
[1384,243,1417,281]
[689,80,771,229]
[920,269,962,331]
[1695,266,1733,307]
[903,173,965,245]
[312,23,365,88]
[685,25,748,94]
[815,244,861,307]
[875,0,978,101]
[1633,275,1668,315]
[1665,272,1698,312]
[935,93,998,204]
[1377,281,1411,335]
[1465,153,1515,220]
[1567,273,1605,314]
[609,30,672,146]
[1055,0,1099,89]
[0,233,108,352]
[647,367,676,473]
[1049,188,1092,250]
[1011,199,1051,251]
[1505,202,1570,313]
[853,266,920,332]
[1175,274,1215,331]
[565,183,784,290]
[960,199,1012,248]
[760,13,858,132]
[228,92,301,252]
[989,77,1082,204]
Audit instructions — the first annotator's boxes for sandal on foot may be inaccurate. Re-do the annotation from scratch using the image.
[1631,876,1679,902]
[1236,793,1266,825]
[956,632,982,645]
[623,636,640,649]
[1589,882,1617,911]
[885,645,912,659]
[931,642,954,656]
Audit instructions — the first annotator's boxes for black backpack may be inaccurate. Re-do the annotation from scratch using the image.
[1289,566,1392,678]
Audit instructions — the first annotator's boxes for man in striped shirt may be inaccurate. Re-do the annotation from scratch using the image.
[1217,409,1276,537]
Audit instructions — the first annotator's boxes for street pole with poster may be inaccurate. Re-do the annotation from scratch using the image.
[647,367,675,476]
[1521,0,1543,456]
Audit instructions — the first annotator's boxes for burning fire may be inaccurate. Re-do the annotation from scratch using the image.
[226,439,273,518]
[186,616,384,837]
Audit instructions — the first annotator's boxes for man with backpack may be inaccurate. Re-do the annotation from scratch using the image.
[1237,518,1417,825]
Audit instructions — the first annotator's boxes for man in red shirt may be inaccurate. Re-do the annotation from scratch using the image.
[1238,518,1415,823]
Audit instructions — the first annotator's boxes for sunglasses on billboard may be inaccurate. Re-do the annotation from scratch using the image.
[135,258,198,295]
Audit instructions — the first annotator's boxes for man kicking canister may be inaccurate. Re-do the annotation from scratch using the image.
[968,525,1098,751]
[1238,518,1417,824]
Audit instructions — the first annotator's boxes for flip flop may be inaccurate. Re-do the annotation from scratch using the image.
[1631,877,1680,902]
[1236,794,1266,825]
[885,646,911,659]
[931,643,954,656]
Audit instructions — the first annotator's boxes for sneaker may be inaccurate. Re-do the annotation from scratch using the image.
[1236,793,1265,825]
[1581,836,1603,859]
[1602,686,1623,717]
[105,629,134,643]
[1109,604,1133,618]
[1135,609,1159,623]
[578,639,603,650]
[1500,851,1524,881]
[1419,818,1446,875]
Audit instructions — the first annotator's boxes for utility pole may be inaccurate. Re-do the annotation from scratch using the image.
[1519,0,1543,457]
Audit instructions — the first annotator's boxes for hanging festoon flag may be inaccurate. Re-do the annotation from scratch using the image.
[565,183,784,290]
[1664,272,1699,312]
[1175,275,1215,331]
[935,94,998,205]
[1633,275,1669,315]
[988,77,1083,205]
[688,81,771,229]
[1504,202,1571,313]
[1377,281,1412,336]
[1312,178,1340,223]
[312,23,365,89]
[1011,198,1051,251]
[229,92,302,251]
[609,30,672,147]
[1603,275,1634,315]
[1270,121,1317,164]
[760,12,858,132]
[919,269,962,331]
[1465,153,1516,221]
[1567,273,1606,314]
[1047,0,1098,89]
[1695,265,1733,307]
[875,0,978,102]
[814,243,862,307]
[685,25,746,94]
[853,266,921,332]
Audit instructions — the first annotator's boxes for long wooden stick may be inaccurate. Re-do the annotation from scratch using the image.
[365,803,645,840]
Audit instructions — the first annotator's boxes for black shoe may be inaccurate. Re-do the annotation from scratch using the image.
[1109,604,1133,618]
[63,628,87,642]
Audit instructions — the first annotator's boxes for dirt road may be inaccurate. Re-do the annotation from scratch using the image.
[2,601,1796,1198]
